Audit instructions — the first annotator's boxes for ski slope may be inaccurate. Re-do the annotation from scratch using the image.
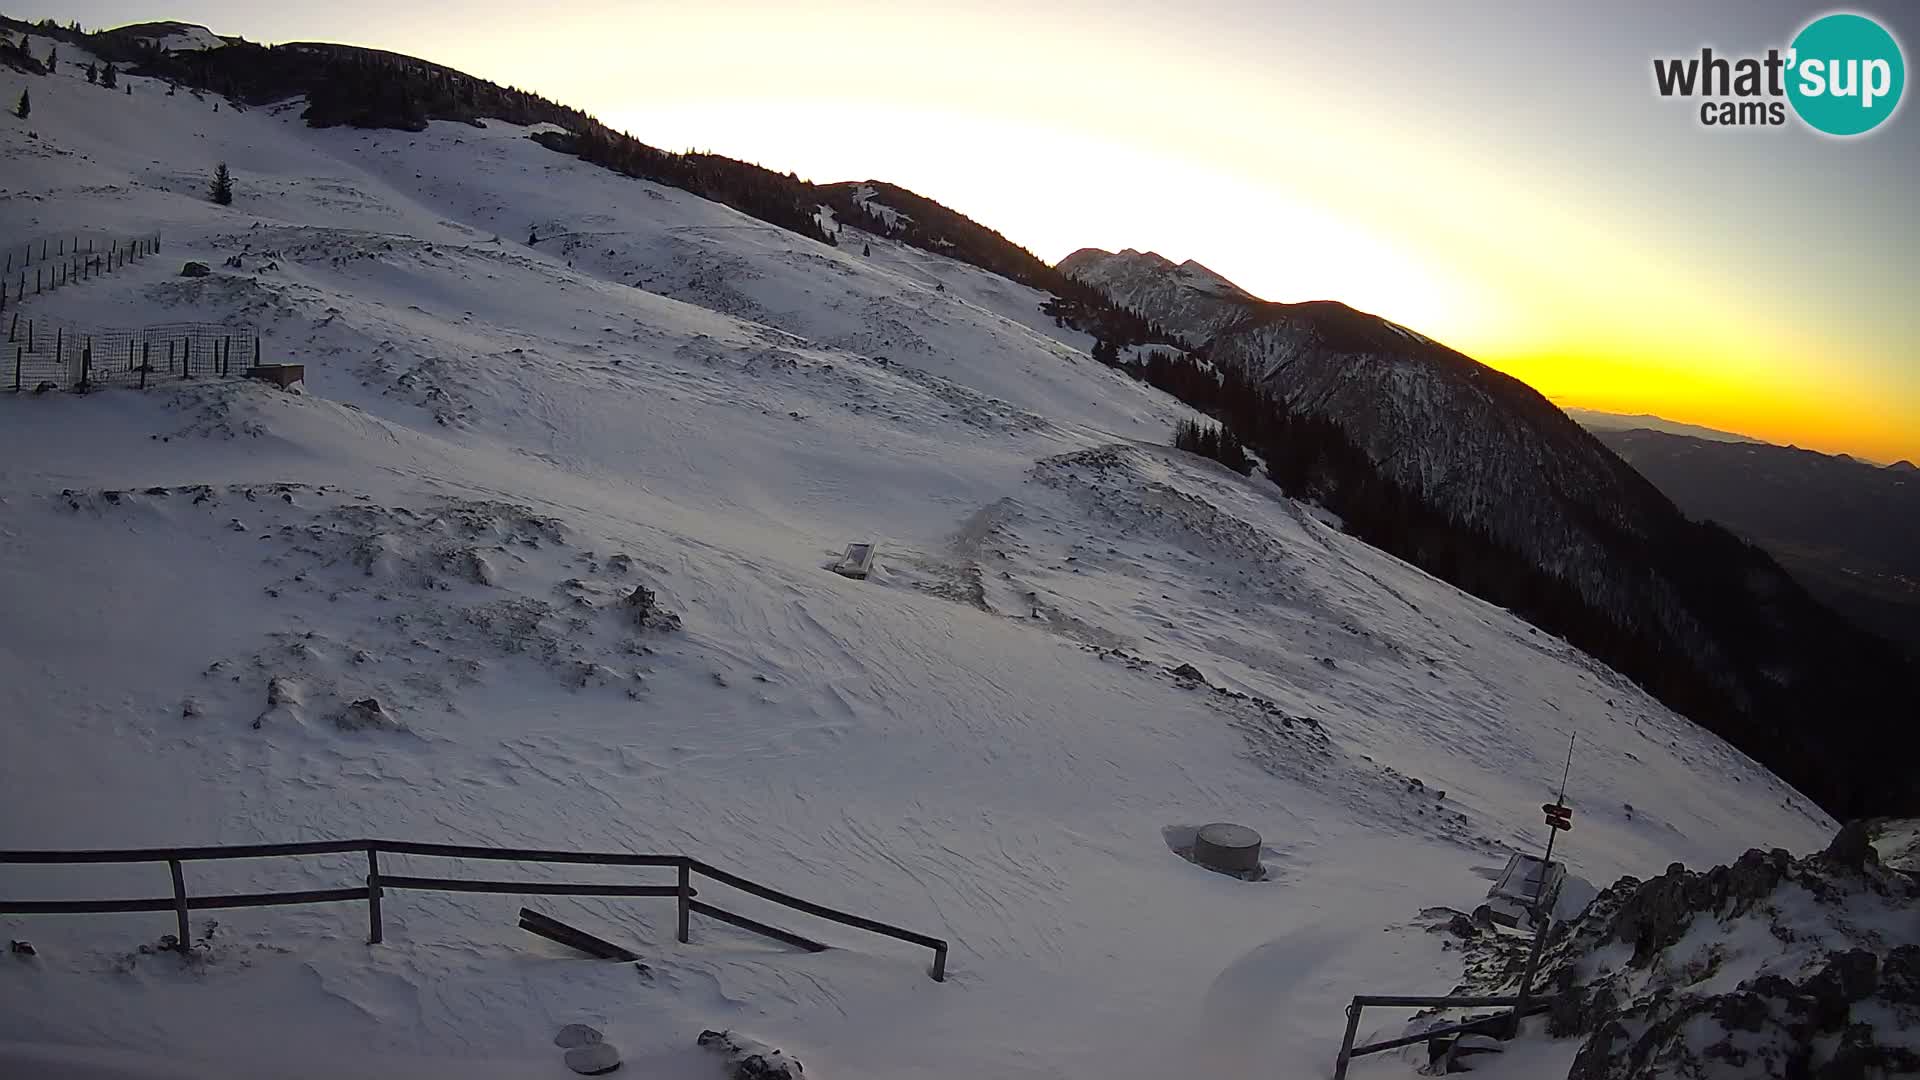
[0,33,1835,1080]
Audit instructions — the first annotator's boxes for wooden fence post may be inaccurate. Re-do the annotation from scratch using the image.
[676,862,691,943]
[253,336,260,366]
[366,847,383,944]
[167,859,190,951]
[13,346,20,392]
[140,341,149,390]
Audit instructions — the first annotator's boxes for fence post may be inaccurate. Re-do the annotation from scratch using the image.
[13,346,20,392]
[140,341,149,390]
[1332,999,1363,1080]
[366,847,384,944]
[167,859,191,951]
[253,336,260,367]
[676,862,691,943]
[79,342,91,392]
[931,942,948,982]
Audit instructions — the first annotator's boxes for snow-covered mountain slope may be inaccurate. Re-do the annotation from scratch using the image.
[0,32,1840,1080]
[1059,246,1257,345]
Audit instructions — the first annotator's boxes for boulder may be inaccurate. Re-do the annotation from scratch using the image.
[335,698,395,731]
[179,261,211,277]
[698,1029,804,1079]
[1823,820,1878,871]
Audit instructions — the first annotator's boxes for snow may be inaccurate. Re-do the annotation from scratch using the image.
[848,183,910,231]
[147,25,226,53]
[0,38,1837,1080]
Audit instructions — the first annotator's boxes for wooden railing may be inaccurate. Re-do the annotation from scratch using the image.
[1332,993,1557,1078]
[0,839,948,981]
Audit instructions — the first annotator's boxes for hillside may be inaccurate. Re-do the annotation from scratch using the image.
[1595,428,1920,655]
[0,22,1884,1080]
[1061,249,1918,821]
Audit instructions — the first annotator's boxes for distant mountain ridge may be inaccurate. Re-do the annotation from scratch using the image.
[1058,247,1259,346]
[1062,248,1916,817]
[1594,428,1920,655]
[1563,408,1765,445]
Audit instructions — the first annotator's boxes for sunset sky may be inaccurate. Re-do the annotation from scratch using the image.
[16,1,1920,462]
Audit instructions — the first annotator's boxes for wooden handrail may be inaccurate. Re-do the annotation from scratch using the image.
[0,839,950,980]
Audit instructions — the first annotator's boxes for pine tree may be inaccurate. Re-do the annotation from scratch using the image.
[861,243,871,257]
[85,61,96,84]
[46,46,56,70]
[210,162,233,205]
[101,63,117,90]
[14,87,28,120]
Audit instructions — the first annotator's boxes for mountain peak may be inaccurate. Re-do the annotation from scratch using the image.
[1889,459,1918,472]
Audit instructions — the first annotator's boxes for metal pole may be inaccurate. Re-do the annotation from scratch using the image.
[931,942,948,983]
[366,847,383,944]
[168,859,190,950]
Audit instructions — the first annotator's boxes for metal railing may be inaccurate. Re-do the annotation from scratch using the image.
[0,838,949,981]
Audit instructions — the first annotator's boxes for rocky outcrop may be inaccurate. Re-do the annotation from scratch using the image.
[1450,824,1920,1079]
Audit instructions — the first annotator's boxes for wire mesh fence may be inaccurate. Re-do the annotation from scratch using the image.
[0,233,164,317]
[5,316,262,393]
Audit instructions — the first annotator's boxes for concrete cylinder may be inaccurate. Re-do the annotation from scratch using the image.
[1194,823,1262,874]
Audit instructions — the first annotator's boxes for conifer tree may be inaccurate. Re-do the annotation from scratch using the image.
[14,87,28,120]
[101,63,117,89]
[85,61,96,83]
[210,162,233,205]
[46,46,56,70]
[861,243,871,257]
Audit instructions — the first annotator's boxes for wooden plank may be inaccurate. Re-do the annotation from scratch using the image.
[517,908,638,961]
[0,839,369,864]
[688,899,826,952]
[375,840,682,867]
[188,887,371,910]
[380,874,679,898]
[0,896,178,914]
[686,859,944,949]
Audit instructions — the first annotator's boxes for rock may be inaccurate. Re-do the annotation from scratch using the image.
[698,1029,804,1079]
[562,1042,621,1075]
[553,1024,604,1049]
[179,261,211,277]
[336,698,394,731]
[9,940,34,956]
[265,677,299,707]
[1880,944,1920,1007]
[1823,820,1878,871]
[1169,662,1206,684]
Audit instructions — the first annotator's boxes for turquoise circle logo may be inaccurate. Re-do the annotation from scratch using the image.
[1787,13,1905,135]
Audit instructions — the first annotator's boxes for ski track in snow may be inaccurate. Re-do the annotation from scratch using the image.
[0,34,1836,1080]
